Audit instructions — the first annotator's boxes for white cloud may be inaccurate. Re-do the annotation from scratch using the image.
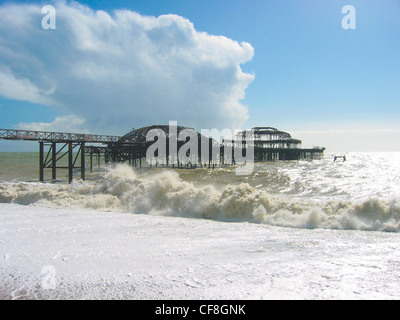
[15,115,88,133]
[0,67,56,105]
[0,1,254,134]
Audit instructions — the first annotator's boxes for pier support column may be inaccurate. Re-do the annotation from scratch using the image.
[68,142,73,184]
[52,142,57,180]
[81,142,85,181]
[39,142,44,182]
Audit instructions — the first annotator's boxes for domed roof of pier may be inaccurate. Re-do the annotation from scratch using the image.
[119,124,215,144]
[234,127,302,145]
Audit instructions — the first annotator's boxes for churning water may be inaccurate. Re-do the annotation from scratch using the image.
[1,152,400,232]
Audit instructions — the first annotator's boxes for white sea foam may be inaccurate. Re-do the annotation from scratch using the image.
[2,153,400,300]
[2,203,400,300]
[1,160,400,232]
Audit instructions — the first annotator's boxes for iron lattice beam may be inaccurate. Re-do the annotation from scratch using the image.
[0,128,121,143]
[39,141,86,183]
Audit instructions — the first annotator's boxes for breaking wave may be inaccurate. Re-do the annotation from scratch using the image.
[1,164,400,232]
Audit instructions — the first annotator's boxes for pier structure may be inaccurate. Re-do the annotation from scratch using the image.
[224,127,325,161]
[107,125,222,168]
[1,125,325,183]
[0,129,120,183]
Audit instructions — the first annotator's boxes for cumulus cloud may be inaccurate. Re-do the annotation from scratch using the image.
[0,1,254,134]
[0,67,56,105]
[15,114,88,133]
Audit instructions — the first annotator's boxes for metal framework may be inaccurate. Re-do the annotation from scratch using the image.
[0,128,121,183]
[39,141,86,183]
[0,128,120,143]
[107,125,223,168]
[225,127,325,161]
[1,126,326,183]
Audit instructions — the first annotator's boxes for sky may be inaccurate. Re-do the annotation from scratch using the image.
[0,0,399,152]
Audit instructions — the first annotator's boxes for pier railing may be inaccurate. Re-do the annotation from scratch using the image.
[0,127,326,183]
[0,128,121,143]
[0,128,123,183]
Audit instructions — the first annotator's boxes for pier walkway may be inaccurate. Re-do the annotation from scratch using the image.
[1,126,325,183]
[0,128,121,183]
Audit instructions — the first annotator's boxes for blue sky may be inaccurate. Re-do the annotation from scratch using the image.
[0,0,399,152]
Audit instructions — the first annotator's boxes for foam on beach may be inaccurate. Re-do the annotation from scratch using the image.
[1,163,400,232]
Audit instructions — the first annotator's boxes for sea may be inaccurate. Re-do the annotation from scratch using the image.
[1,152,400,299]
[1,152,400,231]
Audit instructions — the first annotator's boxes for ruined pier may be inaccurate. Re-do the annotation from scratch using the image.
[0,125,325,183]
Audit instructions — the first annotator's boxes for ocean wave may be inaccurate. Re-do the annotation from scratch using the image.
[1,164,400,232]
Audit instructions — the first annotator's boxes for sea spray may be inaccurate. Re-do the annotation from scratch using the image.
[1,163,400,232]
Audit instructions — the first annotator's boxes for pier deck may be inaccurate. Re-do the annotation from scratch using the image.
[0,128,121,183]
[1,126,325,183]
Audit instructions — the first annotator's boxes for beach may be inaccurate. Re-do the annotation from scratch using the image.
[2,203,400,300]
[1,152,400,299]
